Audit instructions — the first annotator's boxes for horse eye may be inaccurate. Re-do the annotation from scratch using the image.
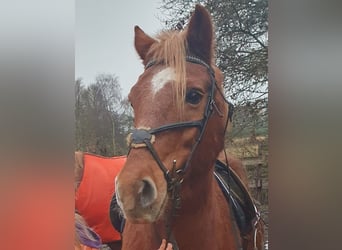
[185,89,203,105]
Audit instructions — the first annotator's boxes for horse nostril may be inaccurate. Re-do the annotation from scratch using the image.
[138,178,157,208]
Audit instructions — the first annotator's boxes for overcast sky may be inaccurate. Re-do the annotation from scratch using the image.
[75,0,164,96]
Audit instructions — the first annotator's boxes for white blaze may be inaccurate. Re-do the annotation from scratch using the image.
[151,67,175,95]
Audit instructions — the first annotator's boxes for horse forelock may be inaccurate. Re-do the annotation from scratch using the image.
[147,30,187,113]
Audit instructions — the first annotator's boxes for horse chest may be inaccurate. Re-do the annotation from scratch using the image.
[122,223,161,250]
[173,202,238,250]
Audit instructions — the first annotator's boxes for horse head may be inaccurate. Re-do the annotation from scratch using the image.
[115,5,231,224]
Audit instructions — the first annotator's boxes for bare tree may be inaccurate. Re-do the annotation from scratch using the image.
[160,0,268,138]
[75,74,133,156]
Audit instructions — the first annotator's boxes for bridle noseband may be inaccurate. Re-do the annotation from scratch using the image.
[126,55,233,246]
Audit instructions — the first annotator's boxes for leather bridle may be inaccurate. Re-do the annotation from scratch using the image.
[126,55,233,246]
[128,55,232,185]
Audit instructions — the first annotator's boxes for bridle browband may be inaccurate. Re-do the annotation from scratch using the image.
[127,55,233,246]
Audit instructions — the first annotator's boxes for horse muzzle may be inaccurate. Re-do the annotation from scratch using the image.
[115,168,168,223]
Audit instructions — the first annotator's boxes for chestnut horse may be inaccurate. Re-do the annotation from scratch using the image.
[115,4,264,250]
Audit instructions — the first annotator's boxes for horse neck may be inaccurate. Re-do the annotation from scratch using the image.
[179,159,216,213]
[179,126,223,200]
[171,160,240,249]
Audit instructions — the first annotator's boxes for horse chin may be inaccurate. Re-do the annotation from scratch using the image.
[124,191,168,224]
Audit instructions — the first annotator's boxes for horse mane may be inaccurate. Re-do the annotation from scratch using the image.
[146,30,188,113]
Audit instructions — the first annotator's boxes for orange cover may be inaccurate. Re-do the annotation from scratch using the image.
[75,153,126,243]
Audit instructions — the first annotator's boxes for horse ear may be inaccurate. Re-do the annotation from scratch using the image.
[134,25,156,63]
[186,5,214,64]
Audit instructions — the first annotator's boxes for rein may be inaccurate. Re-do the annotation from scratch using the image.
[127,55,233,248]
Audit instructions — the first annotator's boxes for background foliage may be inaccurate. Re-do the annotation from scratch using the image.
[75,0,268,152]
[160,0,268,138]
[75,74,132,156]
